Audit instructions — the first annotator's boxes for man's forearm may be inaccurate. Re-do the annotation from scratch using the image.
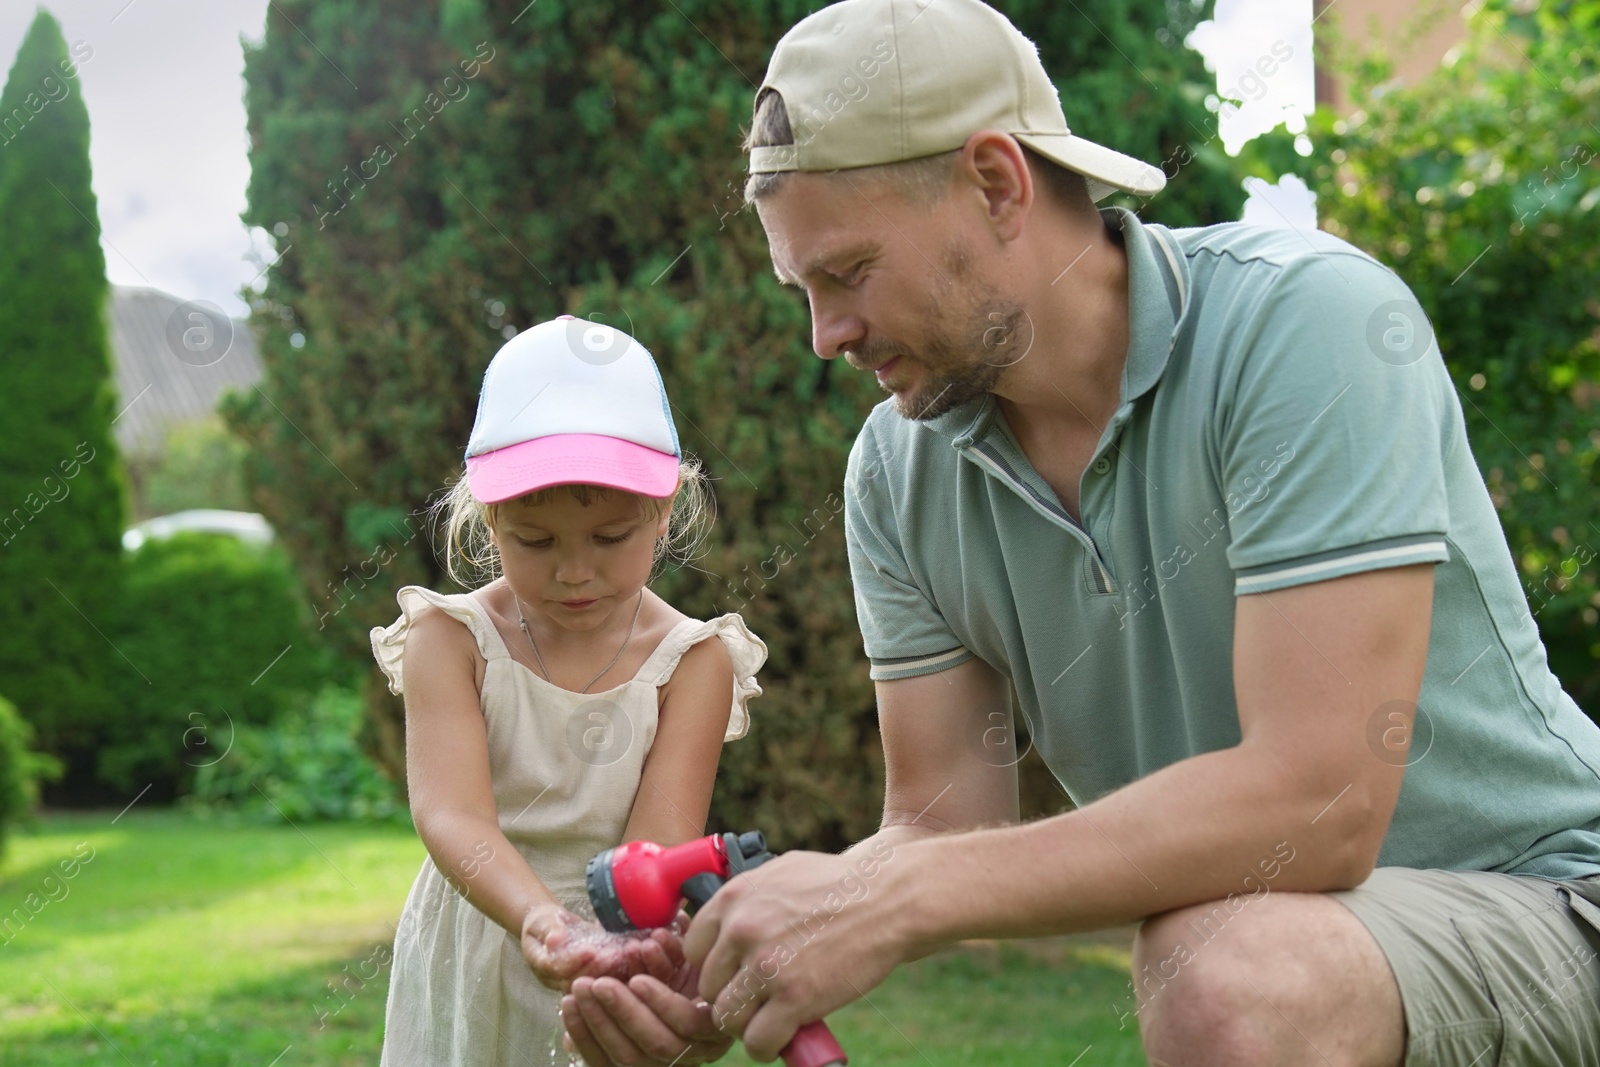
[845,821,946,856]
[884,743,1380,951]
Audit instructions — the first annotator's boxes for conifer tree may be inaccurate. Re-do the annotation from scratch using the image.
[0,11,126,768]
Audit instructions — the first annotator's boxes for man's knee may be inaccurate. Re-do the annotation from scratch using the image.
[1133,902,1273,1061]
[1131,891,1390,1066]
[1134,893,1281,991]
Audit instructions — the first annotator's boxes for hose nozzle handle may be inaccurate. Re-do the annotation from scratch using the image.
[783,1020,847,1067]
[680,872,724,916]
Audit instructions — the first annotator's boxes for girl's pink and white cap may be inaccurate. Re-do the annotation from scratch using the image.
[464,316,681,504]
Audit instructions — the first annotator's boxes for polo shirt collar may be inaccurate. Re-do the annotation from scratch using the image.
[922,206,1188,443]
[1111,206,1187,406]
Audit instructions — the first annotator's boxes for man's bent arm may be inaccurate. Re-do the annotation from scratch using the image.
[885,564,1432,951]
[845,655,1021,856]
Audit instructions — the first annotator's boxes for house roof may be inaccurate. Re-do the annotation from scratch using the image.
[108,284,263,455]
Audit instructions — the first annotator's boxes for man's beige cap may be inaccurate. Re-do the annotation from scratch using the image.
[749,0,1167,202]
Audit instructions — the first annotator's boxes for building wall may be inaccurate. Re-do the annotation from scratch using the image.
[1314,0,1466,110]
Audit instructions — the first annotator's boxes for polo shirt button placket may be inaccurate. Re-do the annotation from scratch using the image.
[1081,455,1117,593]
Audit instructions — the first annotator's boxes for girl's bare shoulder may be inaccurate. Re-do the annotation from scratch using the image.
[655,599,734,694]
[403,589,490,688]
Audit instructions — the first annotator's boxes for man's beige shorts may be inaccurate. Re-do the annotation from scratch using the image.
[1329,867,1600,1066]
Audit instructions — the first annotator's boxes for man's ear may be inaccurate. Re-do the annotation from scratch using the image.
[961,130,1032,242]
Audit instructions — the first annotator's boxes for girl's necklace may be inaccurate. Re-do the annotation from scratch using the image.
[516,591,644,693]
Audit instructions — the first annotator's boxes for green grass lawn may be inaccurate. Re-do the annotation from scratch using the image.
[0,810,1146,1066]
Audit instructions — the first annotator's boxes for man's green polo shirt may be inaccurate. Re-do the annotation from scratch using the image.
[843,207,1600,879]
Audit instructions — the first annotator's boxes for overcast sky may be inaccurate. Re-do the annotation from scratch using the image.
[0,0,1312,319]
[0,0,269,317]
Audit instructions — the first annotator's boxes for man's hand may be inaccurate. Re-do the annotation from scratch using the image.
[683,843,905,1060]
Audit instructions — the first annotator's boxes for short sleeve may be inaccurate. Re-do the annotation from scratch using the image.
[844,418,975,680]
[708,614,766,742]
[1218,254,1453,595]
[368,585,498,695]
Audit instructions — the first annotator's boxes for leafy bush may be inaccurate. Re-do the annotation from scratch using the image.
[126,415,253,522]
[185,685,406,823]
[0,694,64,860]
[1244,0,1600,720]
[100,532,336,796]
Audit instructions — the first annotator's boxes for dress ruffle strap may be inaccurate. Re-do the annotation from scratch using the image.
[369,586,506,696]
[636,614,767,741]
[372,589,765,742]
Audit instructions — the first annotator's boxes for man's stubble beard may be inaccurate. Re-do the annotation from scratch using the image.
[892,295,1026,421]
[856,244,1029,422]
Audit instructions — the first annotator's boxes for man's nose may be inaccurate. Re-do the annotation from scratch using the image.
[810,296,864,361]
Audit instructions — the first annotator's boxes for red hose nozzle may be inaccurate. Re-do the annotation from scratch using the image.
[585,832,848,1066]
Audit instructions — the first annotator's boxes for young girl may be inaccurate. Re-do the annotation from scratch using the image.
[370,316,766,1065]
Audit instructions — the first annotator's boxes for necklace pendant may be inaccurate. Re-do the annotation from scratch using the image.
[515,591,642,694]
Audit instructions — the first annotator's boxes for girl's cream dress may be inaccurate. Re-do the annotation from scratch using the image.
[369,586,765,1066]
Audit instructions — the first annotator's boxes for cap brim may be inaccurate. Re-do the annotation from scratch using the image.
[466,434,680,504]
[1015,132,1167,201]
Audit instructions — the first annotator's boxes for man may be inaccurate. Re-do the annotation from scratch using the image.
[562,1,1600,1063]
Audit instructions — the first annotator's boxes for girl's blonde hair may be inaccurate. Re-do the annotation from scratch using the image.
[432,455,714,589]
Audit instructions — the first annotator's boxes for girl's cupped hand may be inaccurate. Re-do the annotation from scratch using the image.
[522,904,688,993]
